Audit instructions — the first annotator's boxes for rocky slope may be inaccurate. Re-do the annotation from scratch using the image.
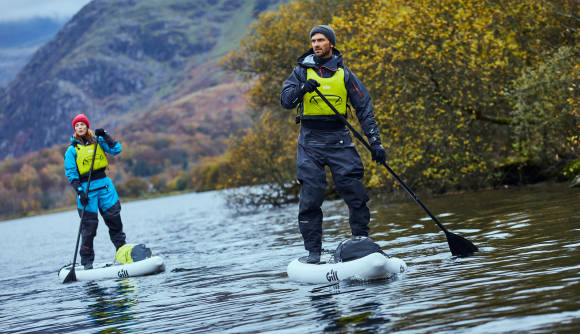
[0,0,283,160]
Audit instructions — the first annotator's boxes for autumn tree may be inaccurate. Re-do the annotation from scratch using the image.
[333,0,578,190]
[510,43,579,165]
[221,112,299,207]
[221,0,578,205]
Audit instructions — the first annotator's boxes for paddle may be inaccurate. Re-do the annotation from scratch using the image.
[312,87,478,257]
[63,141,99,283]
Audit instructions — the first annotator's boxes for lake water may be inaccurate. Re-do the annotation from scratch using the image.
[0,182,578,333]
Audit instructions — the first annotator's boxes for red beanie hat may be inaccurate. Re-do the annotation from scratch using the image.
[72,114,90,129]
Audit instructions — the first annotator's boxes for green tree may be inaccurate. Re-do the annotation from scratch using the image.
[510,43,580,164]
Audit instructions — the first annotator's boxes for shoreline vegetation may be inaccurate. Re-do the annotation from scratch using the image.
[0,187,195,222]
[1,179,576,223]
[0,0,578,220]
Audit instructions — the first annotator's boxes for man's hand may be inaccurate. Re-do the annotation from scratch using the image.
[300,79,320,93]
[370,144,387,164]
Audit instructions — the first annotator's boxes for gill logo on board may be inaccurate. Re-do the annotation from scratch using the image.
[118,269,129,278]
[326,269,339,282]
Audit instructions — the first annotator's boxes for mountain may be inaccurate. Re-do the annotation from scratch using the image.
[0,0,285,160]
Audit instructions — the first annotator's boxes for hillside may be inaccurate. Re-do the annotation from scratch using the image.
[0,79,252,219]
[0,0,284,160]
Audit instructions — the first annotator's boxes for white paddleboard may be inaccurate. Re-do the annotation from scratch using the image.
[59,256,165,282]
[287,252,406,284]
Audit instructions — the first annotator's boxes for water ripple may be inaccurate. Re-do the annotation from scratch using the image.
[0,184,578,333]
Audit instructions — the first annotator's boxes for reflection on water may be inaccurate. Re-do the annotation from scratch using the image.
[85,279,138,333]
[310,283,389,332]
[0,182,578,333]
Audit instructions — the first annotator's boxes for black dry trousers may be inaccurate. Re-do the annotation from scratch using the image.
[297,126,370,253]
[79,201,126,266]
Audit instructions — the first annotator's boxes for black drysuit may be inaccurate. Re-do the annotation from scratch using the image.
[280,48,383,253]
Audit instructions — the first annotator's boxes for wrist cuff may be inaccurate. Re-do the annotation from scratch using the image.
[369,136,381,146]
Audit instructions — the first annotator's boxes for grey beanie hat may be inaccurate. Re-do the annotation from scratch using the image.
[310,25,336,46]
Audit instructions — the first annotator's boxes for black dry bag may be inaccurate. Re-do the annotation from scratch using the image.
[334,237,384,262]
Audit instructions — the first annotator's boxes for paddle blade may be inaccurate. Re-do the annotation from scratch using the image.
[445,231,478,257]
[62,267,76,284]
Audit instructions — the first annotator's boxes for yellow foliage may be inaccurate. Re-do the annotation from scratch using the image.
[330,0,576,190]
[221,0,578,201]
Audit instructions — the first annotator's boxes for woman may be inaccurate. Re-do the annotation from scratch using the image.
[64,114,126,269]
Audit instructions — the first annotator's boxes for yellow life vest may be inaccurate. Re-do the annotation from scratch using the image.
[303,67,348,116]
[75,142,108,175]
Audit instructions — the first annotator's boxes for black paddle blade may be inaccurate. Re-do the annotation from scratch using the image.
[62,267,76,284]
[445,231,479,257]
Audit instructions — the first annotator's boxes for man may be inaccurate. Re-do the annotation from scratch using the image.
[280,25,386,263]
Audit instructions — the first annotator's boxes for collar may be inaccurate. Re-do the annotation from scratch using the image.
[297,48,343,71]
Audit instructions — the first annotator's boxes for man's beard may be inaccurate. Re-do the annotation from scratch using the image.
[316,48,331,58]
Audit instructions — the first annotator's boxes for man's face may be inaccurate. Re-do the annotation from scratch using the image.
[311,33,333,58]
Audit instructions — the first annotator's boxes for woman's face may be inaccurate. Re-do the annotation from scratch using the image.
[74,122,88,136]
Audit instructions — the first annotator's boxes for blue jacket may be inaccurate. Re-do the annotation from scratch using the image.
[280,48,382,146]
[64,136,122,184]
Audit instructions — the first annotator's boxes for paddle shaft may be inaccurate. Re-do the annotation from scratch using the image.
[312,87,450,233]
[64,141,99,283]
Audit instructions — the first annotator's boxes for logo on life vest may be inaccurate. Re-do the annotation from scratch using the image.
[326,269,339,282]
[117,269,129,278]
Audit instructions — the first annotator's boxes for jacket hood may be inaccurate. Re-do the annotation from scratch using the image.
[297,48,343,71]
